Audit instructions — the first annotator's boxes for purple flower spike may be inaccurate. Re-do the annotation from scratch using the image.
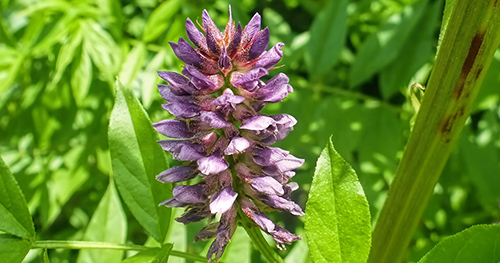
[185,18,207,51]
[153,119,193,139]
[248,27,270,60]
[197,155,229,175]
[155,7,303,259]
[256,42,284,70]
[156,165,198,183]
[169,39,203,67]
[210,187,238,214]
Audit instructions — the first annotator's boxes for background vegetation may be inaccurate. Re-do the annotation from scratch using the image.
[1,0,499,262]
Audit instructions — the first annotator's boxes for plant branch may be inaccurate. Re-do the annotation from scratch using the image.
[369,1,500,263]
[32,240,207,262]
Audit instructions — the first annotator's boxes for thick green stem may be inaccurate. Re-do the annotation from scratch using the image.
[237,210,285,263]
[369,1,500,263]
[32,240,207,262]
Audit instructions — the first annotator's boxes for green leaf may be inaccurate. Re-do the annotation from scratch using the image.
[0,156,35,239]
[109,80,171,243]
[305,0,348,80]
[71,48,93,105]
[0,234,31,263]
[121,244,172,263]
[305,137,371,263]
[119,42,146,87]
[53,25,83,84]
[419,224,500,263]
[142,0,183,43]
[379,1,441,99]
[43,248,50,263]
[77,179,127,263]
[349,0,429,87]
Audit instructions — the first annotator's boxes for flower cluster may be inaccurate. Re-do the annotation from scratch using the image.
[154,7,304,261]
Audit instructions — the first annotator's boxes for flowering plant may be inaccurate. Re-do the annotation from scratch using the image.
[154,7,303,261]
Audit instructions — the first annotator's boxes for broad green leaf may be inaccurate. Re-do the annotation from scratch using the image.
[121,244,172,263]
[305,137,371,263]
[419,224,500,263]
[379,1,441,99]
[0,156,35,239]
[0,234,31,263]
[142,0,183,43]
[305,0,348,80]
[77,179,127,263]
[349,0,429,87]
[109,80,171,243]
[119,42,146,87]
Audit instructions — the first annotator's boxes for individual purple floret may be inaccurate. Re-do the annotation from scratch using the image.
[154,6,303,262]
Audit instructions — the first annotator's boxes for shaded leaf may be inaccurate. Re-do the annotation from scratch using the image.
[379,0,441,99]
[0,234,31,263]
[305,137,371,263]
[109,80,171,243]
[0,156,34,239]
[349,0,429,87]
[121,244,173,263]
[419,224,500,263]
[77,179,127,263]
[305,0,348,80]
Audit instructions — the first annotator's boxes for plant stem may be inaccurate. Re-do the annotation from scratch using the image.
[32,240,207,262]
[237,210,285,263]
[369,1,500,263]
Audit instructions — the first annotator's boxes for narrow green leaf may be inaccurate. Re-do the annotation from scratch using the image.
[419,224,500,263]
[0,156,35,239]
[43,248,50,263]
[121,244,173,263]
[71,48,93,104]
[142,0,183,43]
[109,80,171,243]
[0,53,24,93]
[0,234,31,263]
[77,179,127,263]
[379,1,441,99]
[53,26,83,84]
[305,137,371,263]
[305,0,348,80]
[349,0,429,87]
[119,42,146,87]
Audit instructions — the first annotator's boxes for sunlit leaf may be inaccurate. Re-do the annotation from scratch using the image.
[142,0,183,43]
[305,0,348,80]
[77,179,127,263]
[119,42,146,87]
[0,234,31,263]
[109,80,171,243]
[71,48,93,104]
[305,137,371,263]
[419,224,500,263]
[0,156,34,239]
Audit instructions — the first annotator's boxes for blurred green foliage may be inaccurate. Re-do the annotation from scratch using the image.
[1,0,499,262]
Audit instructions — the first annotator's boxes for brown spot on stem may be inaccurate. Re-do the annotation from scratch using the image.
[475,67,483,80]
[453,32,485,99]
